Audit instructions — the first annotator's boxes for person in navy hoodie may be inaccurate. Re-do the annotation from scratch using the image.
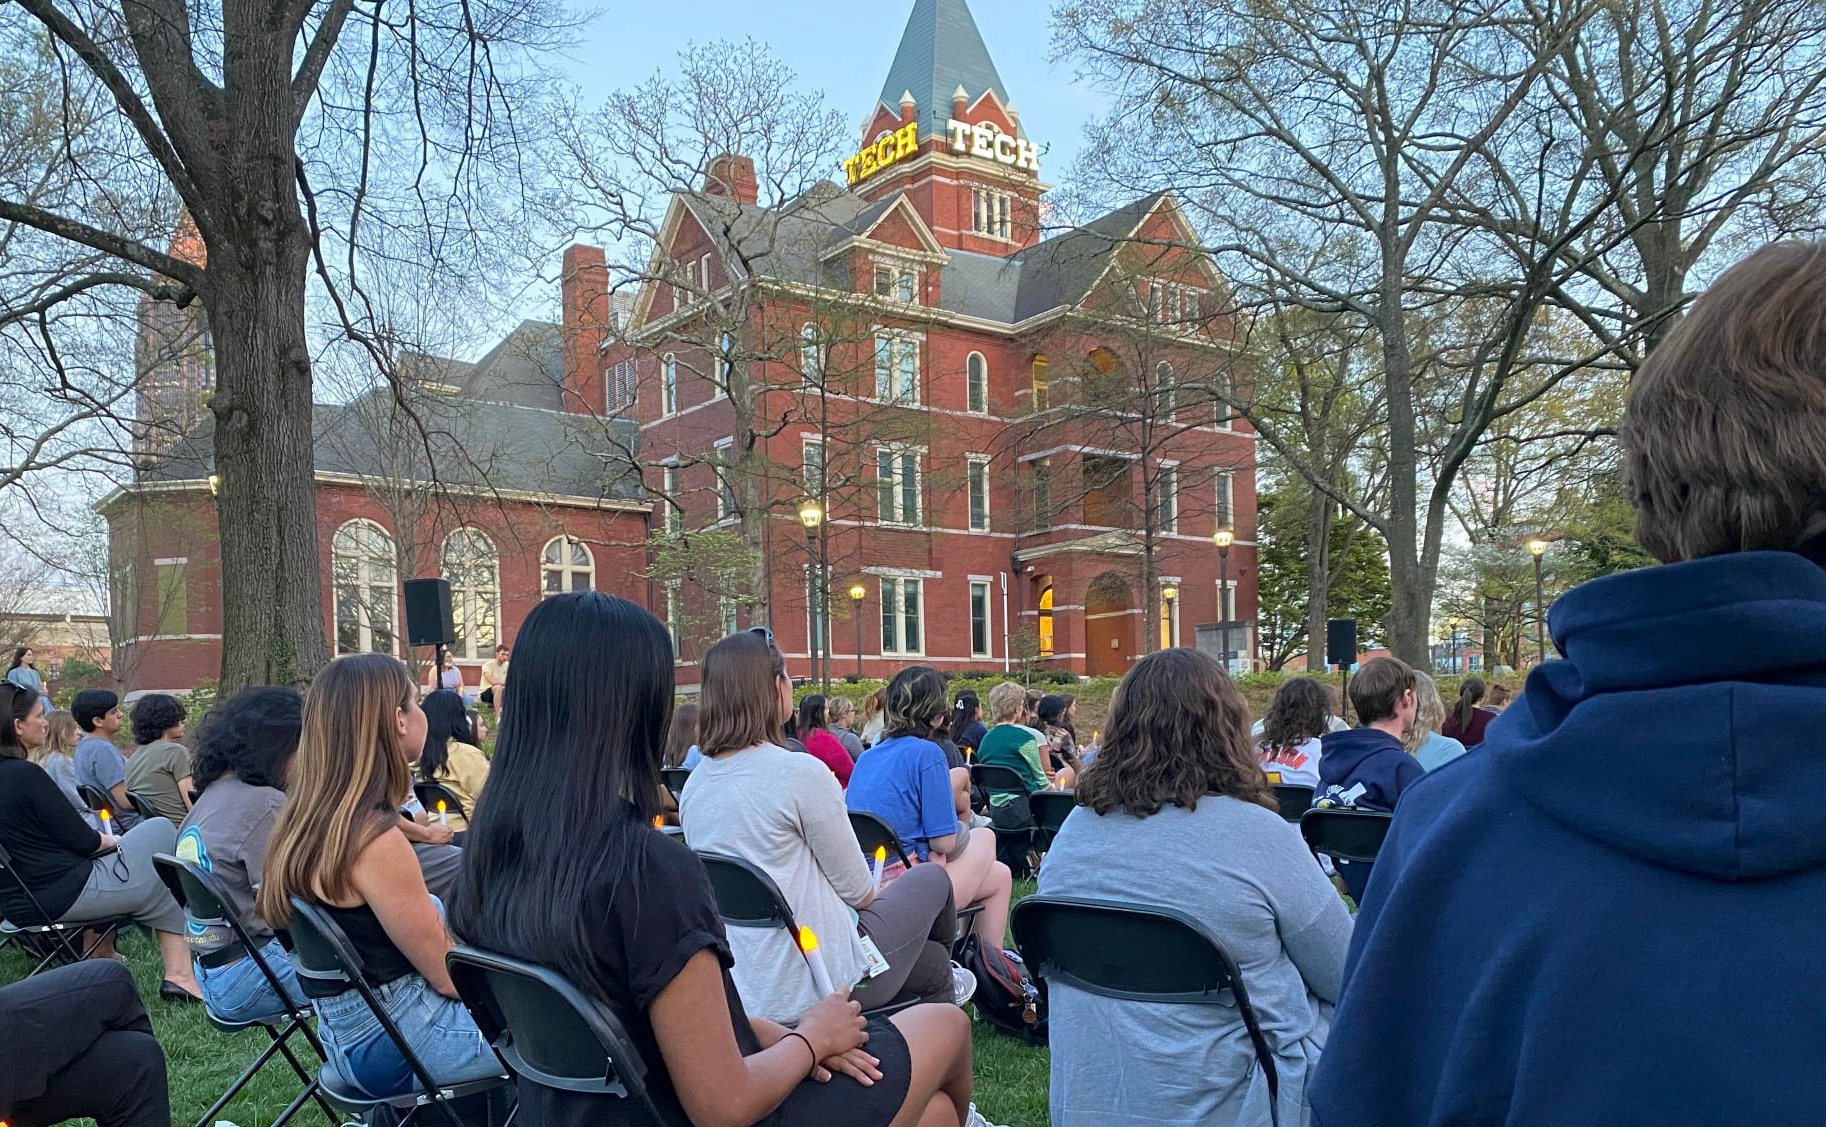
[1311,240,1826,1127]
[1315,657,1424,900]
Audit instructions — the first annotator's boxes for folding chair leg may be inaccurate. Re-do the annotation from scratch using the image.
[268,1078,323,1127]
[269,1025,341,1126]
[193,1027,294,1127]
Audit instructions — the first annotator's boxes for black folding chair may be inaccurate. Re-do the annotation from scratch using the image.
[126,790,161,824]
[1013,895,1282,1125]
[0,840,129,976]
[153,855,337,1127]
[971,762,1041,874]
[414,781,469,825]
[285,897,512,1127]
[659,768,692,806]
[1271,785,1314,823]
[697,851,804,941]
[847,809,912,869]
[447,946,668,1125]
[78,782,114,814]
[1028,790,1076,844]
[1299,808,1394,864]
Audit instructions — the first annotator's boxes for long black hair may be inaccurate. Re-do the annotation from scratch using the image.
[1452,676,1487,733]
[417,689,476,782]
[796,693,828,736]
[449,592,674,1004]
[192,688,302,796]
[8,647,29,672]
[949,690,979,737]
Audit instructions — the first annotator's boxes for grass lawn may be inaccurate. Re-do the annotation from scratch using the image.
[0,881,1054,1127]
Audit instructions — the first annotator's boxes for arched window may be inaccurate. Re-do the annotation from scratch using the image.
[332,519,397,655]
[1037,580,1055,657]
[966,352,988,413]
[542,535,595,595]
[799,323,821,386]
[1030,354,1050,412]
[441,529,500,659]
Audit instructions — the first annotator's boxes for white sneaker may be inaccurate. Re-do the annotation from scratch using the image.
[965,1104,1008,1127]
[950,961,978,1006]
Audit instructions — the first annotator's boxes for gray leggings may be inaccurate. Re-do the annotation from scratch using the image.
[62,818,185,935]
[850,862,957,1011]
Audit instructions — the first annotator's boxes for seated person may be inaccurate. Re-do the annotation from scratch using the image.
[1439,676,1494,747]
[412,689,491,833]
[0,960,170,1127]
[950,691,987,755]
[1255,676,1332,788]
[1316,657,1426,901]
[1035,694,1079,775]
[681,631,963,1023]
[176,687,310,1023]
[124,694,192,823]
[1406,672,1468,771]
[256,654,499,1099]
[72,689,138,829]
[451,592,978,1127]
[1041,648,1352,1127]
[36,709,102,829]
[847,665,1013,947]
[794,694,854,787]
[1311,238,1826,1127]
[975,682,1065,873]
[829,696,866,761]
[0,683,201,1001]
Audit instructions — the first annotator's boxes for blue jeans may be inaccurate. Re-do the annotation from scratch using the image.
[312,973,499,1099]
[197,937,308,1024]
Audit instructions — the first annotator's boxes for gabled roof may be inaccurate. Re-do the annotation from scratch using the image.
[875,0,1022,140]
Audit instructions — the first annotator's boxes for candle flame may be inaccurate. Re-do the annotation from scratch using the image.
[873,845,887,862]
[99,809,111,826]
[797,926,819,955]
[653,816,664,829]
[436,800,447,814]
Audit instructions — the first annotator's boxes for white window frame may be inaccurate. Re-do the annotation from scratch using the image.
[1218,578,1237,623]
[802,435,825,495]
[1215,470,1234,530]
[713,331,732,401]
[968,579,993,658]
[972,188,1011,240]
[661,463,682,536]
[607,359,636,412]
[333,519,398,655]
[873,331,921,404]
[799,323,821,387]
[1216,370,1234,430]
[1159,581,1182,650]
[875,447,922,526]
[542,535,597,595]
[440,528,501,660]
[714,438,736,523]
[660,352,678,416]
[720,594,740,637]
[966,455,991,532]
[966,352,989,414]
[1155,361,1176,418]
[880,576,925,656]
[665,579,682,654]
[1157,462,1179,534]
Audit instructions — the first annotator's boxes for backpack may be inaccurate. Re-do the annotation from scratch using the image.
[955,933,1047,1044]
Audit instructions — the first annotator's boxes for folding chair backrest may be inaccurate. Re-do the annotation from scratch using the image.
[413,781,468,822]
[127,791,160,823]
[1299,808,1393,863]
[448,945,661,1119]
[78,784,112,813]
[660,768,692,804]
[970,762,1028,796]
[283,897,366,995]
[1272,785,1314,823]
[1012,894,1280,1113]
[156,855,305,1018]
[696,851,799,934]
[847,810,911,868]
[1028,791,1077,836]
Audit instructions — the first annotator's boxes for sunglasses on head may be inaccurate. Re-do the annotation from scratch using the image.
[747,625,775,645]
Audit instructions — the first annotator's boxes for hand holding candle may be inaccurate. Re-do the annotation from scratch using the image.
[798,925,836,997]
[871,845,886,893]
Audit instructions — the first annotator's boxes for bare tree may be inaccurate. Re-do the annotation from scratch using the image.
[0,0,570,691]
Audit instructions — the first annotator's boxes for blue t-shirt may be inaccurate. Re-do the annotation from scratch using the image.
[845,735,956,862]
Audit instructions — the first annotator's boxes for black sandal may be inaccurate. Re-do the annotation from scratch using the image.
[159,980,201,1003]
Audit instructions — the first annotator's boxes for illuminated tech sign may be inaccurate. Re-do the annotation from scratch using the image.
[843,117,1042,185]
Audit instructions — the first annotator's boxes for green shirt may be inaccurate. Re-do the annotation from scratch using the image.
[125,738,192,822]
[975,723,1047,804]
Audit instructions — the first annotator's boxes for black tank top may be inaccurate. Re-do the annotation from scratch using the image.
[299,901,417,998]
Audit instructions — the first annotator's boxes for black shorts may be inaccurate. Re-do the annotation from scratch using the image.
[761,1016,913,1127]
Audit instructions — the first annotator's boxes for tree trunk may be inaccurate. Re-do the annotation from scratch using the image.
[1303,487,1332,670]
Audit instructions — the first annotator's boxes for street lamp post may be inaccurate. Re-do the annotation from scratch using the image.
[1528,538,1548,667]
[849,584,866,680]
[799,502,824,689]
[1213,528,1234,671]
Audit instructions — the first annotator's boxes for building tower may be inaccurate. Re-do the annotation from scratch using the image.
[133,217,213,466]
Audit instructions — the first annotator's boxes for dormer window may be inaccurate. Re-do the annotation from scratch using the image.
[874,261,920,304]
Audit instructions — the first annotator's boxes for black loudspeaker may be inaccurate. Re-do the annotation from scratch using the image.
[402,578,455,647]
[1326,618,1358,670]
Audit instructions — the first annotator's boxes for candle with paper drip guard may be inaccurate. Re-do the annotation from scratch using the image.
[870,845,887,894]
[436,799,448,827]
[798,926,836,997]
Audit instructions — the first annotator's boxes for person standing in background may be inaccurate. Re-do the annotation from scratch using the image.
[6,647,44,694]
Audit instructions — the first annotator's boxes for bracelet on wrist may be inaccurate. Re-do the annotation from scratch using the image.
[783,1030,818,1072]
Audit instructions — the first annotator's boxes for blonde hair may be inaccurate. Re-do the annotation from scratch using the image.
[829,696,856,724]
[36,709,80,764]
[988,681,1027,724]
[859,686,886,726]
[1405,671,1446,754]
[257,654,415,926]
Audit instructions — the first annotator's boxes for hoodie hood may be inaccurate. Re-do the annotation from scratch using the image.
[1319,727,1406,781]
[1494,550,1826,881]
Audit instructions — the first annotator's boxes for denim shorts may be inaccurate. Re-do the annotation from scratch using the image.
[197,936,308,1024]
[311,973,500,1098]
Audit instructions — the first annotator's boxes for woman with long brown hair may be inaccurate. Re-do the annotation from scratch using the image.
[257,654,497,1099]
[1039,647,1353,1127]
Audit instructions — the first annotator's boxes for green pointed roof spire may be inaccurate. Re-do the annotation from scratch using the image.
[875,0,1023,140]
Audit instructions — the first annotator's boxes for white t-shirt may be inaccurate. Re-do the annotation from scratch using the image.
[1257,736,1323,789]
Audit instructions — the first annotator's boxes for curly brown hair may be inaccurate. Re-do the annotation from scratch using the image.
[1076,648,1274,817]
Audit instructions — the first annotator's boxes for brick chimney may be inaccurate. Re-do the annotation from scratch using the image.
[704,153,759,205]
[560,243,610,415]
